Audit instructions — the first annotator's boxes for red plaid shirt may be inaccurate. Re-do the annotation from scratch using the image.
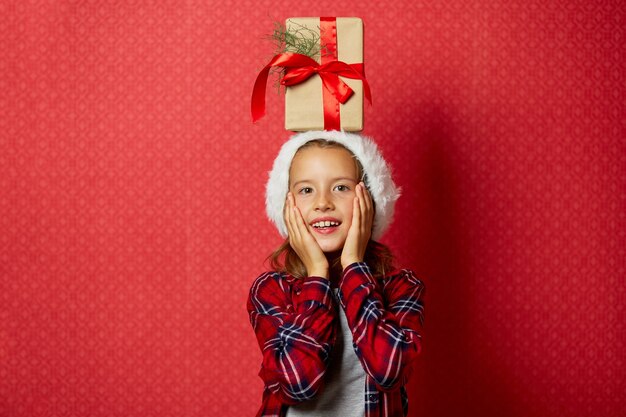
[247,262,425,417]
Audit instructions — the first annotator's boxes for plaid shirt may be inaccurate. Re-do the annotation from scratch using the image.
[247,262,425,417]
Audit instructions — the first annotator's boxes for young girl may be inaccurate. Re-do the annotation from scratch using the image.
[247,130,425,417]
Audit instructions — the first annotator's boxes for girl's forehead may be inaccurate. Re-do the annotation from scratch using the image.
[289,145,360,180]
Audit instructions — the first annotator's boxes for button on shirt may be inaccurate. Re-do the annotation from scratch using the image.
[247,262,426,417]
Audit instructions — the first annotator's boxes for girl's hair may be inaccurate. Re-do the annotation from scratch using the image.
[266,139,395,278]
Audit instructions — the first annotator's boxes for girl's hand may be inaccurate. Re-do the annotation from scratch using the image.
[284,192,329,278]
[341,182,374,270]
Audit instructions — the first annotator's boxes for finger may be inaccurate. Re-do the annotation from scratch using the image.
[288,194,303,241]
[283,193,291,225]
[357,184,370,235]
[357,183,367,219]
[285,194,299,241]
[362,182,373,213]
[360,183,374,234]
[284,196,294,240]
[293,205,307,234]
[352,194,361,230]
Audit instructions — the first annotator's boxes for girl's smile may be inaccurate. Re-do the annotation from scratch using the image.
[310,216,342,234]
[288,145,361,253]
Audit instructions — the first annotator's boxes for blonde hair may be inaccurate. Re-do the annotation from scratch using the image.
[266,139,395,279]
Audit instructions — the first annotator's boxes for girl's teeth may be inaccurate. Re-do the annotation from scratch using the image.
[313,221,339,228]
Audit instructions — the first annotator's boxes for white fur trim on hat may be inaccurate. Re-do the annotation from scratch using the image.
[265,130,401,241]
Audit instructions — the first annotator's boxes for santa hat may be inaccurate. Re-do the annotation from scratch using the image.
[265,130,401,240]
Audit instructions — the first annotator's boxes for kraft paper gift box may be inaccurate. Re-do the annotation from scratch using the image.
[284,17,365,131]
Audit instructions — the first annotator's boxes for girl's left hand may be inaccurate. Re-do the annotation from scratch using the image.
[341,182,374,270]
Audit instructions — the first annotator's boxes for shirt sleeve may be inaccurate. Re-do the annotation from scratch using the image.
[247,272,337,404]
[338,262,425,391]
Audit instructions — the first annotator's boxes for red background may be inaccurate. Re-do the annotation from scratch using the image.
[1,1,624,416]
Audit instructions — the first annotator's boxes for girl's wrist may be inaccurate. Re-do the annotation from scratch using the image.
[341,258,363,270]
[308,268,329,279]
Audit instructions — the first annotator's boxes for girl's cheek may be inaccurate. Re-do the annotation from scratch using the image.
[343,213,353,226]
[294,195,305,205]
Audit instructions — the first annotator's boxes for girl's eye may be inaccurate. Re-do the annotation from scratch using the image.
[334,184,350,192]
[298,187,313,194]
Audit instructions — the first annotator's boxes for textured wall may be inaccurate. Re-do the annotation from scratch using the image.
[1,1,624,416]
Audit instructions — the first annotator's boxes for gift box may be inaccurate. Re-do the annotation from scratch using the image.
[284,17,365,131]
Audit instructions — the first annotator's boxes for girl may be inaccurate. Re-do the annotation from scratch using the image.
[247,130,425,417]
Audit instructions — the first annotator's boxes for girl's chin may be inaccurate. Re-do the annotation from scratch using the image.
[320,243,343,257]
[318,242,346,254]
[321,248,342,256]
[312,231,347,253]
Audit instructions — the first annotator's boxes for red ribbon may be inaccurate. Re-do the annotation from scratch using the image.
[250,53,371,126]
[251,19,371,129]
[320,16,339,129]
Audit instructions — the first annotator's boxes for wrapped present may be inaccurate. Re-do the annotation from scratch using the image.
[285,17,364,131]
[252,16,371,131]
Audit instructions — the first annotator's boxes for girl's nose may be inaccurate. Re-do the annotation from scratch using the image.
[315,191,333,211]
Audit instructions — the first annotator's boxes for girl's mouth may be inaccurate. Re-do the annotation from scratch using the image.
[310,220,341,235]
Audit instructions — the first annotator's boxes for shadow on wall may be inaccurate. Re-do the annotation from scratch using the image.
[400,103,528,417]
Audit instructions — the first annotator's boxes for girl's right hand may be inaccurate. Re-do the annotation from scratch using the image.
[284,192,329,278]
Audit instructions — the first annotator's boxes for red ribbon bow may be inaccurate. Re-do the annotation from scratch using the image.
[251,52,372,126]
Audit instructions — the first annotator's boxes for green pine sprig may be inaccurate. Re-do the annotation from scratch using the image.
[264,20,331,93]
[266,20,326,57]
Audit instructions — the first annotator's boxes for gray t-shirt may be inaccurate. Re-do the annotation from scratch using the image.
[286,288,366,417]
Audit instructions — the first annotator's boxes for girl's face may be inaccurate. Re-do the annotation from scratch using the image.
[288,145,361,253]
